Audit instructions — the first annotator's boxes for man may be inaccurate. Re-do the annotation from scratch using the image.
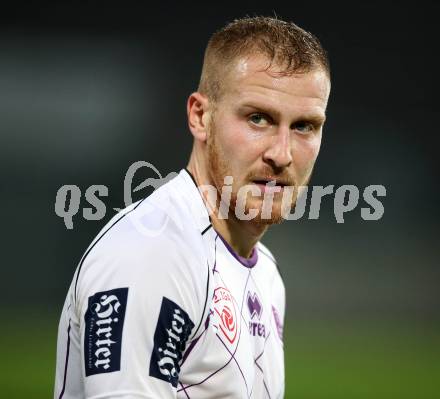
[54,16,330,398]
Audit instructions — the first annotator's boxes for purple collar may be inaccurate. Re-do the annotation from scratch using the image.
[217,233,258,268]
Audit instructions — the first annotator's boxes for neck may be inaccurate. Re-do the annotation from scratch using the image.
[187,151,267,259]
[210,211,267,258]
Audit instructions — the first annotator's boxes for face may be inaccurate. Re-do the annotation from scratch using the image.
[206,54,331,225]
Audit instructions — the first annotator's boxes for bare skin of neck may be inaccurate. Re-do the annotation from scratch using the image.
[187,149,268,259]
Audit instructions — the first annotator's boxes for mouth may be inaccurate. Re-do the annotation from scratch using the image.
[251,178,289,192]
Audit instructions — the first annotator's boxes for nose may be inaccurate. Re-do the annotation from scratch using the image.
[262,126,293,169]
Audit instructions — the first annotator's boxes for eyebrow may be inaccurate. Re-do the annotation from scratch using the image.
[238,102,326,125]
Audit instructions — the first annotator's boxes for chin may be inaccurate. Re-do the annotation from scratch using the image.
[253,213,285,226]
[234,198,287,226]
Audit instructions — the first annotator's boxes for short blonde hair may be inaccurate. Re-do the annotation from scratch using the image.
[198,16,330,101]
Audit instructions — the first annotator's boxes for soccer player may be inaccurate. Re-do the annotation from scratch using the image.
[54,16,331,398]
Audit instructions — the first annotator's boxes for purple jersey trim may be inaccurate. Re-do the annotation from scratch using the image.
[181,311,212,366]
[216,333,250,396]
[217,233,258,268]
[179,382,191,399]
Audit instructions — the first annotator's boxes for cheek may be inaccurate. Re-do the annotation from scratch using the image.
[292,137,322,172]
[217,118,263,162]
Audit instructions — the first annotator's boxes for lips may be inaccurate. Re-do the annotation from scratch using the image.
[252,179,288,187]
[250,179,291,195]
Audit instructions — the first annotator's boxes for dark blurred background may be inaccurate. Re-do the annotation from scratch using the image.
[1,1,439,398]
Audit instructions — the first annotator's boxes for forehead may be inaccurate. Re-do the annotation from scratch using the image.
[221,55,330,114]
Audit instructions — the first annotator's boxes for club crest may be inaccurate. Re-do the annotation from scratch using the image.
[213,287,237,344]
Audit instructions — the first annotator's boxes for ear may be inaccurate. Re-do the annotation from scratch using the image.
[187,92,212,142]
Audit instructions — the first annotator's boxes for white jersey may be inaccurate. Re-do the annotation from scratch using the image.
[55,169,285,399]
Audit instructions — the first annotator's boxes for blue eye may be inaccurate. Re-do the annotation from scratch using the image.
[249,113,269,126]
[293,121,314,135]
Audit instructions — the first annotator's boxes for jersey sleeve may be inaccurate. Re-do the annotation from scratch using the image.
[74,223,208,399]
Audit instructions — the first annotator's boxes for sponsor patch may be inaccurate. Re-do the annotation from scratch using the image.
[84,287,128,376]
[149,297,195,387]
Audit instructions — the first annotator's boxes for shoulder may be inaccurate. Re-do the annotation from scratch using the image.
[257,241,278,266]
[257,242,286,326]
[257,241,283,280]
[257,240,285,292]
[74,175,208,309]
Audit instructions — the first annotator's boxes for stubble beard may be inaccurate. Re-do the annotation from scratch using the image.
[207,123,299,226]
